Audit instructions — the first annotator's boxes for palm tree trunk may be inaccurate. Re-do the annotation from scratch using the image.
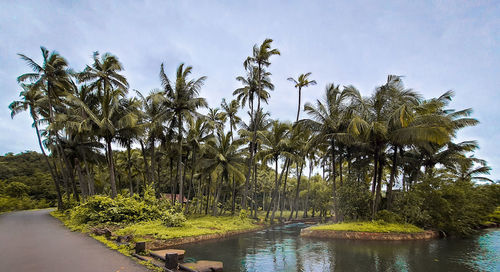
[106,139,118,198]
[373,156,384,217]
[177,115,184,207]
[33,121,63,209]
[280,162,290,218]
[186,149,196,214]
[330,139,339,221]
[205,174,212,215]
[296,87,302,122]
[252,162,258,217]
[75,158,88,199]
[242,143,253,210]
[304,160,313,218]
[339,154,343,187]
[212,175,223,216]
[127,145,134,196]
[139,140,151,184]
[82,153,95,195]
[266,158,288,222]
[150,139,157,189]
[291,163,304,220]
[387,146,398,210]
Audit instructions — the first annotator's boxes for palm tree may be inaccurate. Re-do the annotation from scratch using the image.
[186,116,214,212]
[134,90,167,187]
[9,83,64,209]
[287,72,317,122]
[221,98,241,138]
[302,83,350,220]
[204,131,245,216]
[221,98,241,214]
[258,120,292,222]
[74,52,130,198]
[161,63,207,207]
[238,38,280,210]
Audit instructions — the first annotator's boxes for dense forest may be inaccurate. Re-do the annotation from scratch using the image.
[6,39,499,235]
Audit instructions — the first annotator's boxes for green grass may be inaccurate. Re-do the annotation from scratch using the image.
[50,210,88,232]
[309,221,424,233]
[115,215,261,240]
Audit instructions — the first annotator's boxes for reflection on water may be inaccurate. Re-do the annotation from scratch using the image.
[179,223,500,272]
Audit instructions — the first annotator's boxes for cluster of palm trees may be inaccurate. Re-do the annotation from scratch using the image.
[10,39,490,221]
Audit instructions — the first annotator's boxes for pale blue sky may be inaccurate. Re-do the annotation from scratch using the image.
[0,0,499,179]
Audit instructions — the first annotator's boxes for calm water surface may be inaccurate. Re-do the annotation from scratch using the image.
[179,223,500,272]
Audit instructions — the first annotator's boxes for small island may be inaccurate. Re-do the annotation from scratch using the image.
[301,221,439,241]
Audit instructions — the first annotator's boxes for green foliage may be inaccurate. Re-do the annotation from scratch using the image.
[485,207,500,224]
[336,178,371,220]
[392,178,500,236]
[310,221,424,233]
[0,152,56,203]
[239,209,250,220]
[375,210,403,223]
[68,192,186,227]
[4,182,30,197]
[0,195,50,213]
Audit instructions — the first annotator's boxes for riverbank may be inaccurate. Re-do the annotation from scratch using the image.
[51,211,265,249]
[300,221,439,241]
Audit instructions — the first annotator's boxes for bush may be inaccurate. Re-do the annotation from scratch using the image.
[68,188,186,227]
[375,210,403,223]
[5,182,30,197]
[0,195,50,212]
[336,179,371,220]
[239,209,249,220]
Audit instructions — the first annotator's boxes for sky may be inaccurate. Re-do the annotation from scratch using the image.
[0,0,499,179]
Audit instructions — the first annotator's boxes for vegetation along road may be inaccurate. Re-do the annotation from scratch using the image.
[0,209,149,272]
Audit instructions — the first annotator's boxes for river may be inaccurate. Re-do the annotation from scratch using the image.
[178,223,500,272]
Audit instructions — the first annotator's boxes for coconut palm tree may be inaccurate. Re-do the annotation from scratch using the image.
[71,52,131,198]
[161,63,207,207]
[204,131,245,216]
[9,83,64,209]
[258,120,293,222]
[287,72,317,122]
[301,83,351,220]
[238,38,279,210]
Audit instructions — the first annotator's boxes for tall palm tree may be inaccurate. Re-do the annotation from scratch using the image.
[302,83,350,220]
[134,90,167,187]
[287,72,317,122]
[161,63,207,206]
[16,47,73,207]
[74,52,130,198]
[9,83,64,209]
[238,38,280,210]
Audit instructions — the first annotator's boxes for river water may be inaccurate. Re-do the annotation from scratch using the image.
[178,223,499,272]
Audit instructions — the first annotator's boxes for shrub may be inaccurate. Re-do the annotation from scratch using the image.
[239,209,249,220]
[5,182,30,197]
[161,211,186,227]
[375,210,403,223]
[0,195,50,212]
[68,192,185,227]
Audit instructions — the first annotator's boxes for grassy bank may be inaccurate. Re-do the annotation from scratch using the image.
[115,215,261,240]
[51,210,261,240]
[309,221,424,233]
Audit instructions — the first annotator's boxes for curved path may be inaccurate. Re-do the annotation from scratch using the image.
[0,209,149,272]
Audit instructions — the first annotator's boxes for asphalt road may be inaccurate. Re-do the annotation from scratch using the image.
[0,209,150,272]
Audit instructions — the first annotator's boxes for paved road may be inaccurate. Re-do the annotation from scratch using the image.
[0,209,150,272]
